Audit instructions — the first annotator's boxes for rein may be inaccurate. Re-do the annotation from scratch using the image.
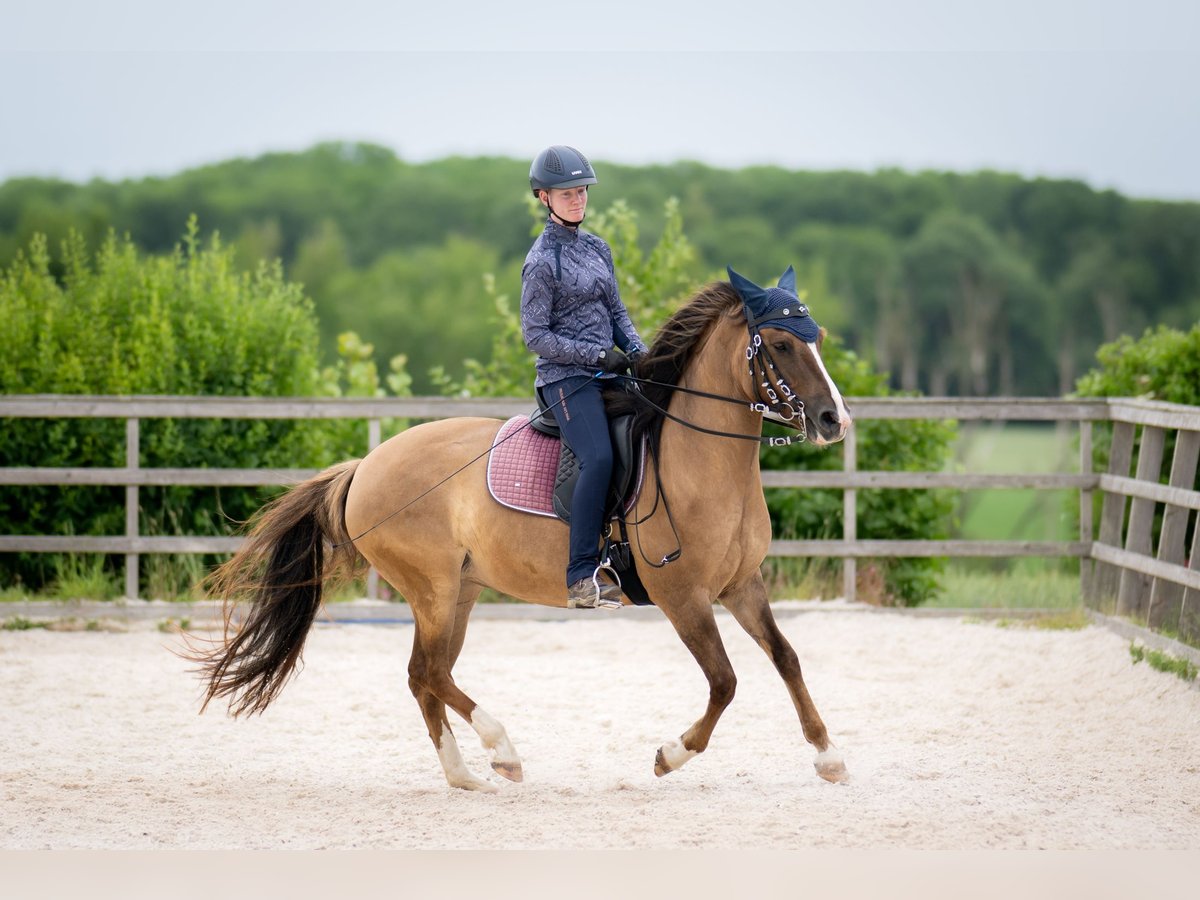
[615,372,804,447]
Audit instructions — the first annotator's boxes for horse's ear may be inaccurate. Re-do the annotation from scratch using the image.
[727,266,768,310]
[777,265,797,295]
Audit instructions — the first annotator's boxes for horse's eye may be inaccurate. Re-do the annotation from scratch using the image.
[772,342,789,353]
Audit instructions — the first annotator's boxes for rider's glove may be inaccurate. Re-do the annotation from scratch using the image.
[597,348,631,375]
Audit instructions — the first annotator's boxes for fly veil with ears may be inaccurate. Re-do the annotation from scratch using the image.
[726,265,822,429]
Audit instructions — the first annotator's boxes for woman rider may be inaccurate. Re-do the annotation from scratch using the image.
[520,145,648,610]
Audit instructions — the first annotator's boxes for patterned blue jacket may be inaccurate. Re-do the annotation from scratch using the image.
[521,219,647,387]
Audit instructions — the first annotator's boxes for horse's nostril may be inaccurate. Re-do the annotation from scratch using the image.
[819,410,840,430]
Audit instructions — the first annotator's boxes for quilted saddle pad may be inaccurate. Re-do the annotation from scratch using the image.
[486,416,561,517]
[486,415,644,519]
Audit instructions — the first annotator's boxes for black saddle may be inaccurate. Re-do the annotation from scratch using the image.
[531,386,640,525]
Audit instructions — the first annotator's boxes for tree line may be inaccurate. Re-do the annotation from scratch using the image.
[2,141,1198,396]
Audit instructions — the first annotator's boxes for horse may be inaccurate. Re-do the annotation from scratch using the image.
[191,269,853,792]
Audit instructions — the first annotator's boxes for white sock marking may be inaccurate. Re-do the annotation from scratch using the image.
[660,739,698,771]
[436,729,473,782]
[470,707,520,767]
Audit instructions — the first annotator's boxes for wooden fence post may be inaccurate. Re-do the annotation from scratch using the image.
[1079,421,1093,606]
[1093,421,1135,612]
[124,417,139,600]
[843,424,857,604]
[1148,429,1200,630]
[1117,425,1165,619]
[1181,518,1200,646]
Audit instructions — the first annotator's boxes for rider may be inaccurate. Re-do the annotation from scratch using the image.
[520,145,648,610]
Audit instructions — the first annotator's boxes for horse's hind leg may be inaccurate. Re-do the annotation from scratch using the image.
[720,574,848,784]
[406,576,522,791]
[408,585,492,792]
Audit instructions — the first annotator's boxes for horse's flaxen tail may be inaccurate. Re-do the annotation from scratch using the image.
[189,459,362,717]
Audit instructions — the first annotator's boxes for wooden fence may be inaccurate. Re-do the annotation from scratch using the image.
[1,394,1198,642]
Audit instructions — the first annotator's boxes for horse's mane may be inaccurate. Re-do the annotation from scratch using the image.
[605,281,743,449]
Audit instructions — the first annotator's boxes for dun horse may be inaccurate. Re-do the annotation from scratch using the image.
[193,269,852,791]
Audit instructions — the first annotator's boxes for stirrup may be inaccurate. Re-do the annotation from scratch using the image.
[567,566,623,610]
[592,564,624,610]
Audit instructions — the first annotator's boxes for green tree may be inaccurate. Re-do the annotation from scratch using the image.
[901,211,1048,395]
[5,145,1199,398]
[318,235,508,393]
[1075,323,1200,406]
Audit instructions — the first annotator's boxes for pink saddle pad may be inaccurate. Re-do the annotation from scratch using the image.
[486,416,561,518]
[486,416,645,519]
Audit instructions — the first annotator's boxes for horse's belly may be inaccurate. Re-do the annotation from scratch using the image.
[461,507,573,605]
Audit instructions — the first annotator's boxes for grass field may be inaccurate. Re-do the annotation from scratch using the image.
[930,422,1083,608]
[951,422,1078,543]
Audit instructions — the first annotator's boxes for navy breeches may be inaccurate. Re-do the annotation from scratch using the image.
[544,376,614,586]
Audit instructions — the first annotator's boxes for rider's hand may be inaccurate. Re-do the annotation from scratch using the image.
[597,348,631,374]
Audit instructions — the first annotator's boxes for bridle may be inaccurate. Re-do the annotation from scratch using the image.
[602,303,821,571]
[616,301,816,447]
[745,300,811,436]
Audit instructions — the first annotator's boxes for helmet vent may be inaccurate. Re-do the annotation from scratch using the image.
[544,149,564,175]
[571,147,591,169]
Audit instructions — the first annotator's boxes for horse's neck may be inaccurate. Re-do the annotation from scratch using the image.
[659,323,764,493]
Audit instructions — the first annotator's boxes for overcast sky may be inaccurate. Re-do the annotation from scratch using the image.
[3,2,1198,200]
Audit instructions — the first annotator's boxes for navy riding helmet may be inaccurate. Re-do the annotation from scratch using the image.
[530,145,598,197]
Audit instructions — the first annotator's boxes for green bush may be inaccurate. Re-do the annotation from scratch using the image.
[0,219,405,591]
[1071,322,1200,586]
[1074,322,1200,491]
[1075,323,1200,405]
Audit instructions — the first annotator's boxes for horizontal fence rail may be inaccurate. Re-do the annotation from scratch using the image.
[1,394,1198,643]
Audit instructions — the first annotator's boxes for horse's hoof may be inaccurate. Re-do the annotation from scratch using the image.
[492,760,524,783]
[654,747,672,777]
[814,749,849,784]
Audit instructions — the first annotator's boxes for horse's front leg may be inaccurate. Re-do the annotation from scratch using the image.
[720,574,848,784]
[653,596,737,777]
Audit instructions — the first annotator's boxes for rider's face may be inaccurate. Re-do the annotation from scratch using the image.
[541,186,589,222]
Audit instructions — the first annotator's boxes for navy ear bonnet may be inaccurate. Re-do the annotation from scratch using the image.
[726,266,821,343]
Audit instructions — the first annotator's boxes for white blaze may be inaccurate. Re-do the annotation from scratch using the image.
[805,342,851,436]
